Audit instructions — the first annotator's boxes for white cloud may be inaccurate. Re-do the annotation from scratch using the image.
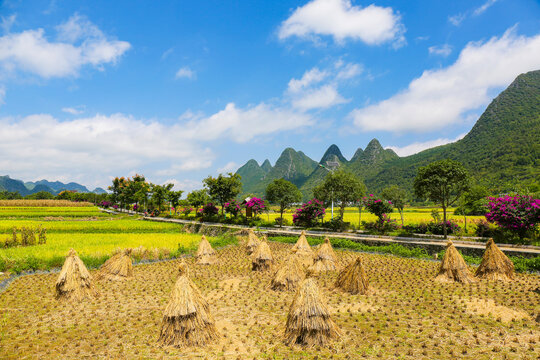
[449,0,498,26]
[0,85,5,105]
[428,44,452,57]
[388,133,466,157]
[287,67,328,93]
[473,0,498,16]
[61,106,85,115]
[278,0,405,46]
[1,14,16,34]
[162,179,202,194]
[175,66,195,79]
[217,161,239,174]
[292,84,348,111]
[448,13,465,26]
[0,14,130,78]
[350,28,540,132]
[336,62,363,79]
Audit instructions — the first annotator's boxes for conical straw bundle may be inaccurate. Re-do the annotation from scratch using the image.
[284,278,341,347]
[95,248,133,281]
[475,238,515,281]
[435,240,476,283]
[335,256,369,294]
[158,262,219,347]
[246,229,260,255]
[196,235,217,265]
[271,254,305,291]
[252,241,274,271]
[55,249,98,301]
[291,231,313,268]
[310,238,338,272]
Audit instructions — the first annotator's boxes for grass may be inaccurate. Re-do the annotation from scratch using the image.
[0,242,538,359]
[0,200,94,207]
[0,206,107,219]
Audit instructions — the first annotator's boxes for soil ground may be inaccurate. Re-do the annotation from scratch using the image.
[0,241,538,359]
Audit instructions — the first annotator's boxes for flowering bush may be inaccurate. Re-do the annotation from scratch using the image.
[485,194,540,239]
[99,201,112,208]
[363,213,398,234]
[112,204,119,210]
[133,204,139,212]
[246,197,265,215]
[224,200,242,216]
[364,195,393,220]
[293,199,325,227]
[201,203,219,217]
[182,207,193,216]
[427,219,460,235]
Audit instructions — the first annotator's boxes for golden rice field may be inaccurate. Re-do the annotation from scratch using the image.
[0,241,538,359]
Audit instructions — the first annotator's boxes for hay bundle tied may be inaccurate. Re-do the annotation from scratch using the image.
[159,262,219,347]
[196,235,217,265]
[271,254,305,291]
[335,256,369,294]
[291,231,313,268]
[95,248,133,281]
[246,229,260,255]
[435,240,476,283]
[252,241,273,271]
[310,238,338,272]
[475,238,515,281]
[55,249,98,301]
[284,278,341,347]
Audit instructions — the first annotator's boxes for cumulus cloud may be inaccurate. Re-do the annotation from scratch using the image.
[287,67,328,93]
[175,66,195,80]
[61,106,85,115]
[350,28,540,132]
[278,0,405,46]
[292,84,348,111]
[388,133,466,157]
[0,14,130,78]
[428,44,452,57]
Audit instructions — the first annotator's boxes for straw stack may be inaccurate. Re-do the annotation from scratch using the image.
[55,249,98,301]
[271,254,305,291]
[291,231,313,268]
[252,241,274,271]
[95,248,133,281]
[435,240,476,283]
[284,278,341,346]
[475,238,515,281]
[158,262,219,347]
[335,256,369,295]
[310,238,338,272]
[196,235,217,265]
[246,229,260,255]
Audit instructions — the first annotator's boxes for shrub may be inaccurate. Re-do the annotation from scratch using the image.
[363,213,398,234]
[322,217,350,232]
[427,219,460,235]
[292,199,325,227]
[224,200,242,216]
[485,194,540,240]
[99,201,112,208]
[245,197,265,215]
[364,195,393,220]
[182,207,194,216]
[201,203,219,217]
[274,217,291,226]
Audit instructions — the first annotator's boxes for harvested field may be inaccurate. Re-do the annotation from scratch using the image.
[0,241,538,359]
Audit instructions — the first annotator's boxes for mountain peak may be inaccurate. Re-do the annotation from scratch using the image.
[261,159,272,173]
[351,147,364,162]
[320,144,347,165]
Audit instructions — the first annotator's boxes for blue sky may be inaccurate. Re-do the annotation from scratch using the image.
[1,0,540,192]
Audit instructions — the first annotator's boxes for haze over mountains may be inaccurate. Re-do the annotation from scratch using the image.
[0,176,107,196]
[237,70,540,199]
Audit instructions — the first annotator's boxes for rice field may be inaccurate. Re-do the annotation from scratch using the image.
[0,241,538,359]
[0,206,109,219]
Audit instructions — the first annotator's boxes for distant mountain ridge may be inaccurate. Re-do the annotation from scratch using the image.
[0,175,106,196]
[236,70,540,199]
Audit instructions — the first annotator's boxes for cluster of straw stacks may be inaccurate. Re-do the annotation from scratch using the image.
[95,248,134,281]
[158,262,219,347]
[55,249,98,301]
[309,238,338,273]
[196,235,217,265]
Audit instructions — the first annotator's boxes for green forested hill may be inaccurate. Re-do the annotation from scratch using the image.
[236,70,540,199]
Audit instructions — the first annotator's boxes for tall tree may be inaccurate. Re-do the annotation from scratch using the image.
[265,178,302,227]
[151,183,174,211]
[203,173,242,215]
[167,190,184,213]
[313,170,366,219]
[187,189,210,211]
[381,185,407,226]
[414,159,470,238]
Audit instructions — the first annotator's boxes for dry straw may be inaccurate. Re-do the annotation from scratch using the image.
[271,254,305,291]
[252,240,274,271]
[335,256,369,295]
[284,278,341,347]
[95,248,133,281]
[291,231,313,268]
[196,235,217,265]
[310,238,338,272]
[55,249,98,301]
[246,229,260,255]
[159,262,219,347]
[475,238,515,281]
[435,240,476,283]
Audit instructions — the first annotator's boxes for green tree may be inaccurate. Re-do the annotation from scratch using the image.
[313,170,366,219]
[151,183,174,211]
[167,190,184,213]
[381,185,407,226]
[203,173,242,215]
[456,185,489,232]
[25,191,55,200]
[187,189,210,211]
[265,179,302,227]
[414,159,470,238]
